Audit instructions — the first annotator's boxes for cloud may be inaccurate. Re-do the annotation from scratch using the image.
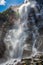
[0,0,6,5]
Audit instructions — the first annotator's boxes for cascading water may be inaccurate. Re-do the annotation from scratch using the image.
[19,0,40,57]
[3,0,42,64]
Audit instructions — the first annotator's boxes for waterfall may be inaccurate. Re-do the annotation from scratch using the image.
[4,16,29,59]
[19,0,40,58]
[3,0,41,64]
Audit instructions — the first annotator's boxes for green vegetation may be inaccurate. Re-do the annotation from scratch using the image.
[0,7,18,28]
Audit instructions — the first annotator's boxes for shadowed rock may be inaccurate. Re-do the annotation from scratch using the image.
[0,41,6,58]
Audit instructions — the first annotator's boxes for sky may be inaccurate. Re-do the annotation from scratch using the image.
[0,0,24,12]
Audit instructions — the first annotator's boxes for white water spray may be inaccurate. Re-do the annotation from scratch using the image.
[3,0,41,64]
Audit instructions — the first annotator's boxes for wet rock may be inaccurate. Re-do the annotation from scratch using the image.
[0,41,6,58]
[38,27,43,35]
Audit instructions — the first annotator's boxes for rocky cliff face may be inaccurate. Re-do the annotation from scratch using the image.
[0,0,43,65]
[0,7,18,59]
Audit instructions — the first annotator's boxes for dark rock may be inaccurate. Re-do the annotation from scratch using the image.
[0,41,6,58]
